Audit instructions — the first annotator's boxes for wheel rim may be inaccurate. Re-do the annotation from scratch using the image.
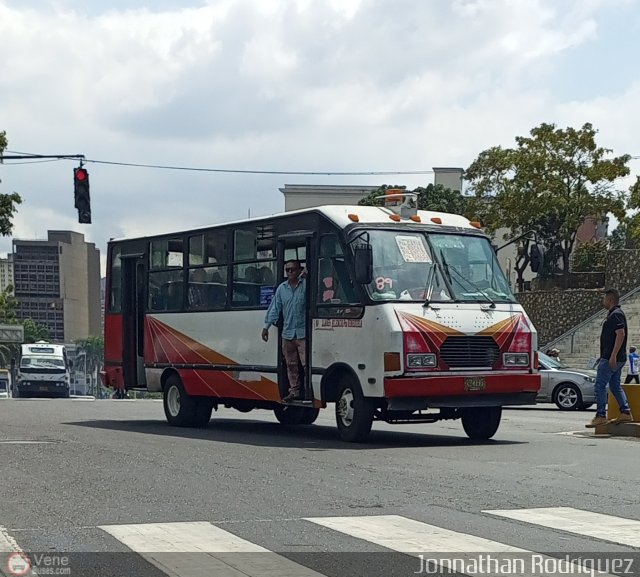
[337,388,355,427]
[167,385,181,417]
[557,386,577,408]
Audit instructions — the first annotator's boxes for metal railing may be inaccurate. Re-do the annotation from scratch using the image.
[542,285,640,353]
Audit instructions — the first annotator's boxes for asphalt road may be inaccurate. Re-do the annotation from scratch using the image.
[1,398,639,577]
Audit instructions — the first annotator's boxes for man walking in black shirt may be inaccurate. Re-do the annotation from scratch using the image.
[586,288,634,428]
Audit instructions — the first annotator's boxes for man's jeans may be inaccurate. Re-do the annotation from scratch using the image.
[595,358,630,417]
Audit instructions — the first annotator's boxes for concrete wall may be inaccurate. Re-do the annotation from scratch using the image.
[517,289,605,346]
[605,250,640,295]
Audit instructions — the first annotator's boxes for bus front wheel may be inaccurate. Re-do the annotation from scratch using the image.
[335,379,374,442]
[461,406,502,440]
[163,374,211,428]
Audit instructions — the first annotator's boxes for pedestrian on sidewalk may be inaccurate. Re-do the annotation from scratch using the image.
[624,346,640,384]
[586,288,634,428]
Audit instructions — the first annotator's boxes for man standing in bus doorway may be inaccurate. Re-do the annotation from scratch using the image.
[262,259,307,402]
[586,288,634,428]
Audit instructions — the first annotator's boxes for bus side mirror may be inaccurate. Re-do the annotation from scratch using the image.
[530,244,544,273]
[10,358,15,370]
[69,360,74,370]
[354,244,373,285]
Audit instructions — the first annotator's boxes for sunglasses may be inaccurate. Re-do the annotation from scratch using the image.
[285,267,299,272]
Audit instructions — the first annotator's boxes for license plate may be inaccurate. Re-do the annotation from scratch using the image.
[40,386,49,391]
[464,377,486,391]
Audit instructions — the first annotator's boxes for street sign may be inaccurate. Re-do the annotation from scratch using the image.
[0,325,24,343]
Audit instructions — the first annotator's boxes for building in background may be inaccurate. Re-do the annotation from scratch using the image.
[280,184,380,212]
[12,231,101,342]
[433,167,464,192]
[0,255,14,292]
[280,168,465,211]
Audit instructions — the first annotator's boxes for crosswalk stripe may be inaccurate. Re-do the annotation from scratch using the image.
[485,507,640,548]
[305,514,526,553]
[306,515,617,576]
[99,521,325,577]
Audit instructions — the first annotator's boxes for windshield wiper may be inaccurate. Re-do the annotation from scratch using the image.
[422,265,436,307]
[439,250,496,308]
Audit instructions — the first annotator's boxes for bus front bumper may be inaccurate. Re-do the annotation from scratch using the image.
[384,373,540,405]
[17,382,69,397]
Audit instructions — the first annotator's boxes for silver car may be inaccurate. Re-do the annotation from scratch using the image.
[536,351,596,410]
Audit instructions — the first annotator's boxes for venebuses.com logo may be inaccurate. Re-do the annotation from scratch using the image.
[6,552,30,576]
[5,551,71,576]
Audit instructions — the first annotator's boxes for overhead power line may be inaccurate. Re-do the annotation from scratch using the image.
[3,150,433,176]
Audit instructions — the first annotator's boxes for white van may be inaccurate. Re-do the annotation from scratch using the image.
[16,342,70,399]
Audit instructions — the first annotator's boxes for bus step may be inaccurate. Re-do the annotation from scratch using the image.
[382,416,442,424]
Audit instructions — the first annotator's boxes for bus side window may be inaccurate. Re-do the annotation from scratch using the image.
[317,235,358,305]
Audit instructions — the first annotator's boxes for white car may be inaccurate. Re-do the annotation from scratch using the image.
[536,351,596,410]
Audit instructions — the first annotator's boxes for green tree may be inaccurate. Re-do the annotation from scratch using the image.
[75,335,104,395]
[0,130,23,236]
[21,318,50,343]
[465,122,629,287]
[0,285,18,366]
[624,176,640,246]
[0,284,18,325]
[358,183,470,214]
[571,240,608,272]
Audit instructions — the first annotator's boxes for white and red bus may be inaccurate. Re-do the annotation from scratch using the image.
[102,197,541,442]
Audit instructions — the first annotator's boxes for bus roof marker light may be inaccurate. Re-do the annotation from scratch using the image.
[431,217,442,224]
[470,221,482,228]
[389,214,401,222]
[348,213,360,222]
[410,215,421,222]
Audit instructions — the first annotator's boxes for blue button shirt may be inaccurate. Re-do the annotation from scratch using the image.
[264,279,307,339]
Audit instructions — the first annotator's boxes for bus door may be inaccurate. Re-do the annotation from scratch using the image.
[121,254,146,390]
[276,231,316,403]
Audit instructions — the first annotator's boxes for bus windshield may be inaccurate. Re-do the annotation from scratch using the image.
[20,356,65,369]
[362,230,516,303]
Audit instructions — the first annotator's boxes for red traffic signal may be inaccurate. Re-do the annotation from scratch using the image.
[73,166,91,224]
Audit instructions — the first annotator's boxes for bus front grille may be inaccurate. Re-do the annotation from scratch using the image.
[440,336,501,368]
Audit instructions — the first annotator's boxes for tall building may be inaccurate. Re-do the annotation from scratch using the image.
[0,255,14,292]
[12,231,101,343]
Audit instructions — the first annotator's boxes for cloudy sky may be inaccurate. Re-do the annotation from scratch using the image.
[1,0,639,274]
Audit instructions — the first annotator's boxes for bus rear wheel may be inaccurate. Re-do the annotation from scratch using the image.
[163,374,212,428]
[335,378,374,443]
[461,406,502,440]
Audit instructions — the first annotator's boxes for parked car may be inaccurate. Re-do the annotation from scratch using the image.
[536,351,596,410]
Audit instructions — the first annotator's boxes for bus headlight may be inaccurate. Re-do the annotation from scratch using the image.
[407,354,437,369]
[503,353,529,366]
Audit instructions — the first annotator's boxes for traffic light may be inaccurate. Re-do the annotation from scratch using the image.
[530,243,544,273]
[74,166,91,224]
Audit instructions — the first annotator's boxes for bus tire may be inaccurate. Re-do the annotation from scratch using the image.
[163,374,198,427]
[193,398,214,427]
[461,406,502,440]
[335,378,374,443]
[299,407,320,425]
[274,405,304,425]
